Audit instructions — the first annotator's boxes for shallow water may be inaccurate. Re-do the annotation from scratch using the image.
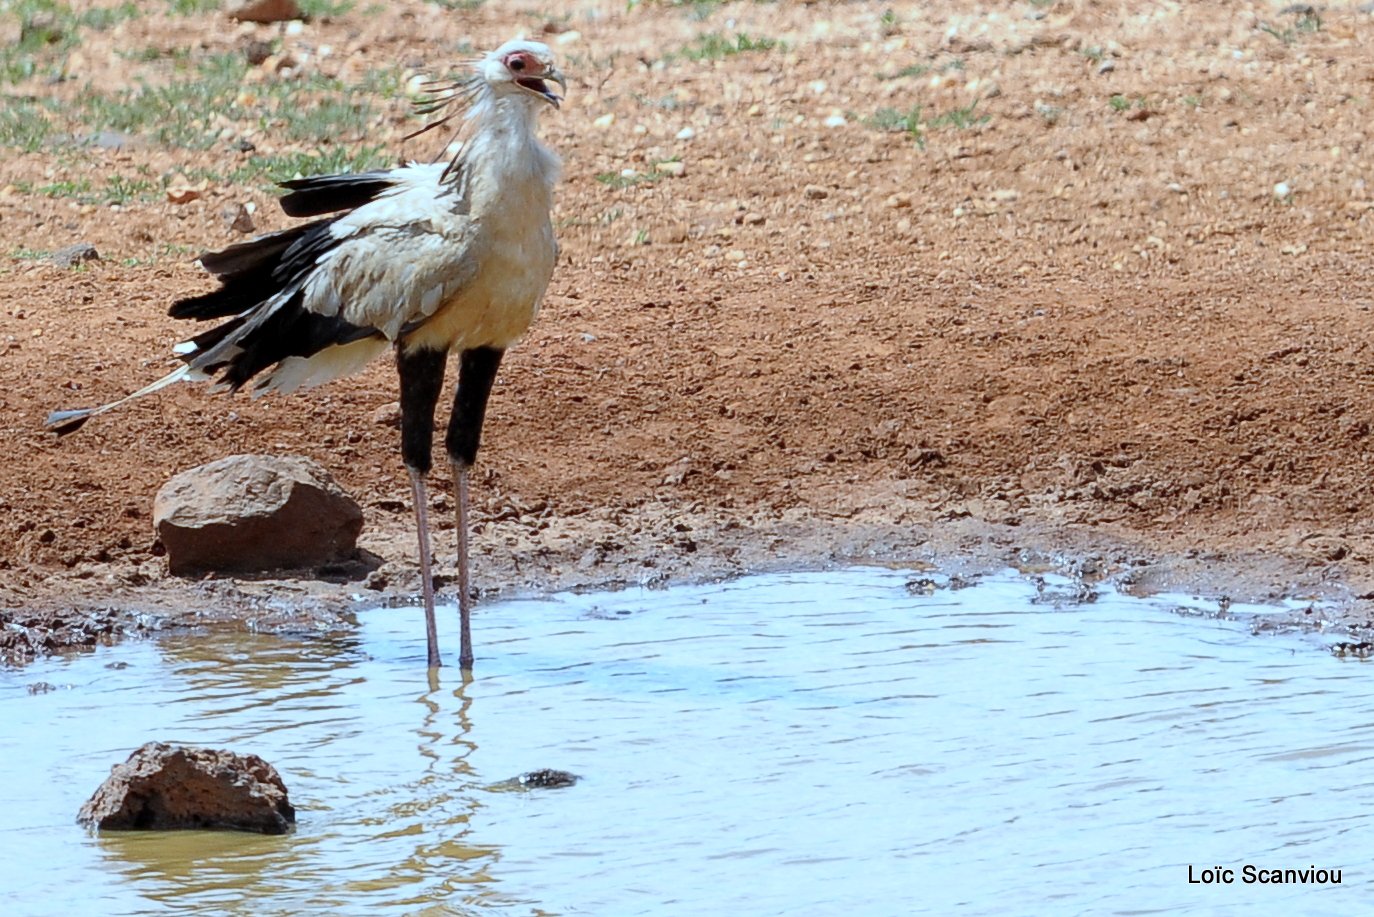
[1,568,1368,915]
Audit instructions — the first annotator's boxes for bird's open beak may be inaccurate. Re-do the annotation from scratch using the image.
[515,69,565,108]
[541,68,566,108]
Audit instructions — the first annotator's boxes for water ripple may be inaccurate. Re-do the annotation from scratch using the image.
[1,568,1368,915]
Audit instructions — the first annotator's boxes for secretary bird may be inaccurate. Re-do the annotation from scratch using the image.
[46,38,566,670]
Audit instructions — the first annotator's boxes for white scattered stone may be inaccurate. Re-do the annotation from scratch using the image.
[657,160,686,177]
[675,126,696,140]
[593,113,616,129]
[1273,181,1292,200]
[823,114,848,128]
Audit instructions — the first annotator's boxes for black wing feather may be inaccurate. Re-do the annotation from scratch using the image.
[278,171,396,217]
[171,219,333,320]
[217,292,378,391]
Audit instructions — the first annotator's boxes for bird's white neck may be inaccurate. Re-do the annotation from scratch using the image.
[451,96,560,218]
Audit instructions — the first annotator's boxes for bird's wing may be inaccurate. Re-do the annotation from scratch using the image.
[292,171,483,340]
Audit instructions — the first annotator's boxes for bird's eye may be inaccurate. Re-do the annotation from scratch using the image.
[509,55,526,72]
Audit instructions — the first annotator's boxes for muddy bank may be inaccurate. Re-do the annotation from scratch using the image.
[7,494,1373,666]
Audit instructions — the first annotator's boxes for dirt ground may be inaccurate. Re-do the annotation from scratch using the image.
[6,0,1374,664]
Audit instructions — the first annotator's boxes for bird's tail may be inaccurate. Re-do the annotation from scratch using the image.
[45,363,197,435]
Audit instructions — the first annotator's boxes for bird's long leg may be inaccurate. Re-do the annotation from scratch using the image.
[451,460,475,669]
[408,466,441,668]
[446,346,506,671]
[397,345,449,669]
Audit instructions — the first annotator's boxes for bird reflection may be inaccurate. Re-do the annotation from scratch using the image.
[94,629,503,911]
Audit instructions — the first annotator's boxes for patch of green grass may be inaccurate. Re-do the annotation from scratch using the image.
[299,0,355,17]
[66,52,397,153]
[14,173,160,205]
[631,91,689,111]
[236,146,393,186]
[1260,8,1321,44]
[1259,9,1320,46]
[881,59,964,81]
[353,64,406,97]
[866,101,989,147]
[866,106,926,147]
[678,32,782,61]
[0,98,56,151]
[1036,103,1063,125]
[926,101,988,130]
[1109,94,1149,112]
[628,0,722,20]
[164,0,220,13]
[71,2,138,30]
[78,52,246,148]
[0,0,140,85]
[103,174,160,204]
[274,95,378,143]
[118,46,169,63]
[118,242,201,267]
[884,63,929,80]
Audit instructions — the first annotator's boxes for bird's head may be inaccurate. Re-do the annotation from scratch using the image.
[479,39,566,109]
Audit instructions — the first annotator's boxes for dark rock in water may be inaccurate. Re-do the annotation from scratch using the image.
[517,769,579,789]
[153,454,363,576]
[50,243,99,268]
[485,768,580,793]
[78,742,295,834]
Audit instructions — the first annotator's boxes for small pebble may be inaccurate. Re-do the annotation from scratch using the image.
[370,402,401,427]
[50,243,99,268]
